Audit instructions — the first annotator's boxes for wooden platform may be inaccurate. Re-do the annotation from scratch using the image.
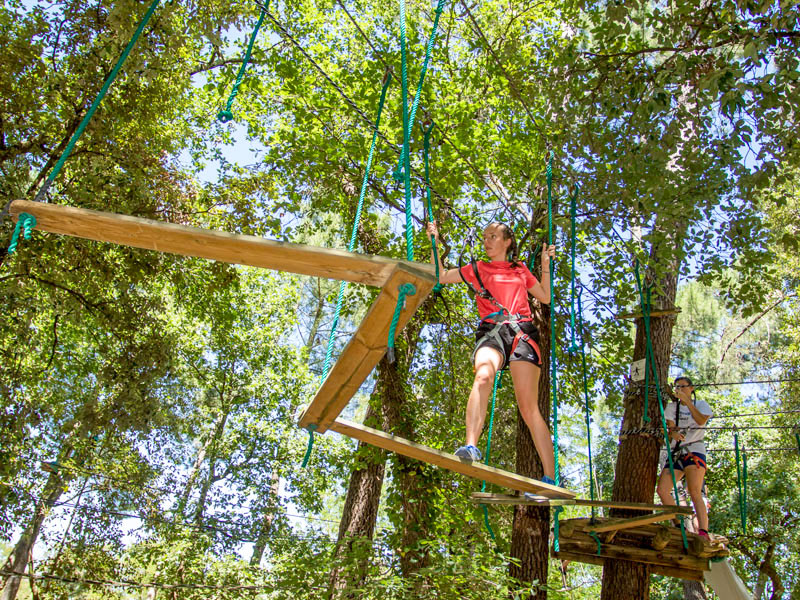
[9,200,433,287]
[553,517,729,582]
[470,492,693,514]
[331,419,576,498]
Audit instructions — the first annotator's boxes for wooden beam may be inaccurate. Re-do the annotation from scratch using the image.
[618,307,682,320]
[9,200,435,287]
[470,493,693,514]
[298,263,435,432]
[584,511,679,533]
[330,419,576,498]
[556,538,710,572]
[553,550,704,582]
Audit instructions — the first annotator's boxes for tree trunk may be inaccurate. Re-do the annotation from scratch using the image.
[600,243,681,600]
[682,580,706,600]
[327,399,387,598]
[250,468,281,567]
[1,472,66,600]
[510,300,552,599]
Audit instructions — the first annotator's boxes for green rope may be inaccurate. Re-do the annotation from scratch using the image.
[8,213,37,253]
[386,283,417,363]
[479,371,503,541]
[398,0,413,262]
[568,186,579,354]
[734,432,747,531]
[34,0,162,201]
[546,151,559,488]
[320,72,393,381]
[553,506,564,552]
[577,291,597,521]
[422,121,443,294]
[633,261,688,551]
[641,286,652,423]
[795,430,800,455]
[392,0,447,182]
[589,531,602,555]
[217,1,271,123]
[301,424,317,468]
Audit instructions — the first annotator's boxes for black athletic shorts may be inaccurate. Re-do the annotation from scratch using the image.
[474,320,541,369]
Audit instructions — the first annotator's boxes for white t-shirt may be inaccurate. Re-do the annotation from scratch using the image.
[669,399,712,455]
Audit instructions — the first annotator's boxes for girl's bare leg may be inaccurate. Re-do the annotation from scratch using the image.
[509,360,555,479]
[465,346,504,447]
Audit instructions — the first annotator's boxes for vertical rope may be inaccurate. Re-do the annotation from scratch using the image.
[321,72,392,381]
[392,0,447,181]
[546,151,559,487]
[34,0,162,201]
[734,432,747,531]
[568,186,579,354]
[422,120,443,294]
[217,1,271,122]
[386,283,417,363]
[301,424,317,468]
[398,0,413,262]
[634,261,688,550]
[577,290,597,522]
[795,430,800,455]
[480,371,503,541]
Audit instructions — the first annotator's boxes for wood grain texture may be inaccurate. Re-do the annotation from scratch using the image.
[584,511,679,533]
[9,200,435,286]
[330,419,576,498]
[553,550,704,582]
[298,263,435,432]
[470,493,693,513]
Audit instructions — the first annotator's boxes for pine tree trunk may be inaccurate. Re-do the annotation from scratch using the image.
[600,246,680,600]
[1,473,65,600]
[682,580,706,600]
[510,300,552,599]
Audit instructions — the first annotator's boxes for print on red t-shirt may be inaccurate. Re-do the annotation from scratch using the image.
[459,261,538,321]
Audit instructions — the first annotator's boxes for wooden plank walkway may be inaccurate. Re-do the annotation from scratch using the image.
[9,200,434,287]
[331,419,576,498]
[298,263,436,432]
[471,492,693,513]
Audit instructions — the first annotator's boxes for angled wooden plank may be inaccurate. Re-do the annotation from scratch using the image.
[330,419,576,498]
[470,493,693,513]
[584,511,679,533]
[298,263,436,432]
[552,550,704,582]
[556,538,710,572]
[9,200,435,287]
[470,493,576,507]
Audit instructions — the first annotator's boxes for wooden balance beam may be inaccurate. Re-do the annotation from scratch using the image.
[470,492,693,513]
[9,200,434,287]
[331,419,576,498]
[298,263,435,433]
[553,549,704,582]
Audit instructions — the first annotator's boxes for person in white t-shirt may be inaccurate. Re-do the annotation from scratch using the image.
[656,376,713,539]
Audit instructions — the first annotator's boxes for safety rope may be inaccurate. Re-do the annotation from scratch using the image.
[392,0,447,182]
[480,370,503,541]
[217,0,271,122]
[34,0,162,201]
[734,431,747,531]
[577,290,597,521]
[567,186,579,355]
[300,424,317,468]
[795,430,800,455]
[8,213,37,253]
[633,261,688,551]
[386,283,417,363]
[589,531,602,555]
[398,0,413,262]
[320,72,392,381]
[422,121,443,295]
[641,285,652,423]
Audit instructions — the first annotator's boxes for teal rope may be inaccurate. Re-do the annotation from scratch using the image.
[217,1,271,123]
[422,121,443,294]
[546,151,559,488]
[568,186,579,354]
[734,432,747,531]
[743,446,748,530]
[553,505,564,552]
[479,372,502,541]
[386,283,417,362]
[392,0,447,181]
[589,531,602,555]
[398,0,413,262]
[320,73,393,381]
[8,213,37,253]
[301,424,317,468]
[35,0,162,201]
[633,262,688,551]
[577,291,597,521]
[795,431,800,455]
[641,286,652,423]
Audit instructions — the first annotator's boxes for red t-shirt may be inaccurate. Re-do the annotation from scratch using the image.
[459,261,538,321]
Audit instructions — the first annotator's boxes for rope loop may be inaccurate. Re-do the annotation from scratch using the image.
[386,283,417,363]
[8,213,37,253]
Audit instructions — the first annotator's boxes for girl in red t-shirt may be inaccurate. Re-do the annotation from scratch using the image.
[427,221,556,485]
